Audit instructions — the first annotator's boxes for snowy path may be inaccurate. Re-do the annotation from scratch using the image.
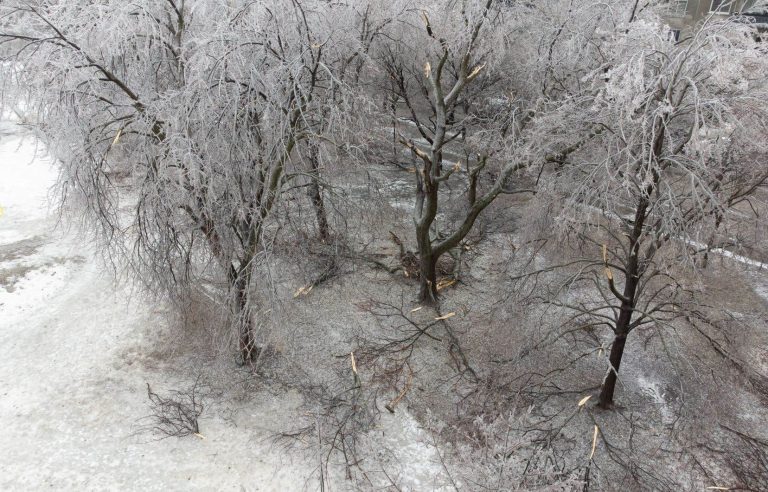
[0,125,306,490]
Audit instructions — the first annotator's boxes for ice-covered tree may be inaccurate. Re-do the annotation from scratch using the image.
[521,15,768,408]
[361,0,619,303]
[0,0,358,362]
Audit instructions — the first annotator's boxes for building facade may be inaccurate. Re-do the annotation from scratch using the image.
[662,0,760,37]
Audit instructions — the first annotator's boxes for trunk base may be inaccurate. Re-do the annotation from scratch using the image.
[236,342,260,367]
[237,318,259,366]
[418,279,438,305]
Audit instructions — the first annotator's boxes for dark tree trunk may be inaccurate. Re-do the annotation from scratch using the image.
[307,143,330,242]
[237,288,256,363]
[598,191,651,408]
[468,168,478,207]
[415,191,438,303]
[599,293,636,408]
[418,251,438,304]
[598,263,639,408]
[414,141,440,303]
[231,265,257,364]
[598,331,628,408]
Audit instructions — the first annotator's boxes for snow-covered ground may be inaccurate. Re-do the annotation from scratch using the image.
[0,122,310,490]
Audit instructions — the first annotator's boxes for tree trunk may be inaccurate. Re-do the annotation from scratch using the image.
[413,140,439,303]
[390,89,399,165]
[598,262,638,408]
[237,286,256,363]
[307,143,330,242]
[231,266,257,364]
[418,250,438,304]
[598,191,651,408]
[599,296,636,409]
[598,331,627,408]
[415,188,438,303]
[468,166,478,207]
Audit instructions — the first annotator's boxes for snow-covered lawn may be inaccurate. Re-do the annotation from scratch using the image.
[0,123,307,490]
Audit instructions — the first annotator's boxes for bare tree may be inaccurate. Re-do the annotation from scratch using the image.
[366,0,514,303]
[360,0,625,304]
[516,16,768,408]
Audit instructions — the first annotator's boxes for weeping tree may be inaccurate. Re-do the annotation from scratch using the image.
[0,0,356,363]
[522,16,768,408]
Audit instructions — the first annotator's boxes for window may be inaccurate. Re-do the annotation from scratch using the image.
[665,0,689,17]
[710,0,731,13]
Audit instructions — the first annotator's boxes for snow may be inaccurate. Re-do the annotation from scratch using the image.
[754,282,768,304]
[373,409,455,490]
[685,240,766,270]
[0,122,311,490]
[0,127,56,245]
[635,375,675,426]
